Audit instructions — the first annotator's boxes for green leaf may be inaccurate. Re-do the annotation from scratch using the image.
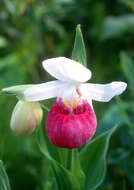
[80,126,117,190]
[108,147,130,164]
[36,125,80,190]
[119,0,134,10]
[96,105,122,136]
[0,161,11,190]
[3,0,16,14]
[72,24,87,67]
[116,97,133,129]
[120,52,134,90]
[0,36,8,48]
[101,15,134,40]
[96,101,134,136]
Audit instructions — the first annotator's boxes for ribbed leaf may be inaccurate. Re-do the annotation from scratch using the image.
[80,126,117,190]
[72,25,87,66]
[36,124,80,190]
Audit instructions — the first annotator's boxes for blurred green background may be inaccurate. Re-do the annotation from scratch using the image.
[0,0,134,189]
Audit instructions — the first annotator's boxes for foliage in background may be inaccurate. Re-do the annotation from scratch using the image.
[0,0,134,190]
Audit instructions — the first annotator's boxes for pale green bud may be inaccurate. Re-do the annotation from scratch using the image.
[10,101,43,136]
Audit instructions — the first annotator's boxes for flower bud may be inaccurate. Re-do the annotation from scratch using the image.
[10,101,43,136]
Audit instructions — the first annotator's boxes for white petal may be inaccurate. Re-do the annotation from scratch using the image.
[79,82,127,102]
[42,57,92,83]
[23,80,65,101]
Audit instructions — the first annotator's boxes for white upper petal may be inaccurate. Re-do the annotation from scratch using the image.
[42,57,92,83]
[79,81,127,102]
[23,80,66,101]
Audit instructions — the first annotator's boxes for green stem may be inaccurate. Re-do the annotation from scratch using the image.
[58,148,68,168]
[40,104,50,112]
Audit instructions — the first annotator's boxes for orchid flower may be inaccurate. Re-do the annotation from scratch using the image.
[21,56,127,149]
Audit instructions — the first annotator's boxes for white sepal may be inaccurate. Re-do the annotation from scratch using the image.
[79,81,127,102]
[23,80,65,101]
[42,57,92,83]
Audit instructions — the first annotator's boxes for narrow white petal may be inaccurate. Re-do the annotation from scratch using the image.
[79,82,127,102]
[23,80,65,101]
[42,57,92,83]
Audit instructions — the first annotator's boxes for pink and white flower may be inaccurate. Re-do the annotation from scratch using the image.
[23,57,127,149]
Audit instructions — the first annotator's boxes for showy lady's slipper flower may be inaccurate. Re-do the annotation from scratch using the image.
[10,101,43,136]
[22,57,127,149]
